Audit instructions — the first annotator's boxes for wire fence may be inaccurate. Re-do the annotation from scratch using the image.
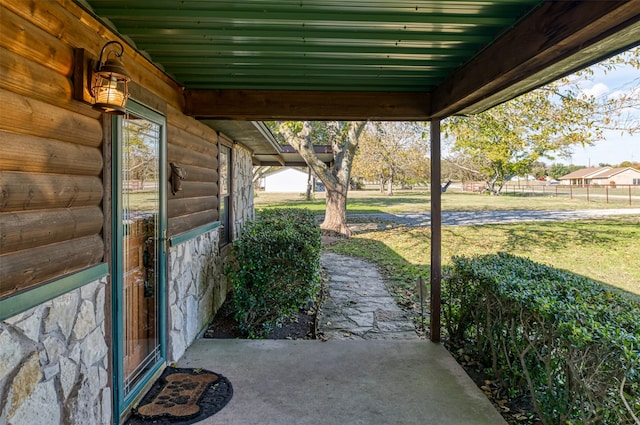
[463,182,640,206]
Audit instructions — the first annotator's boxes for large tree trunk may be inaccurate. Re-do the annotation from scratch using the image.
[322,182,351,236]
[279,121,366,237]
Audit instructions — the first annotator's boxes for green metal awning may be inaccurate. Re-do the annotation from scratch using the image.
[83,0,542,93]
[78,0,640,121]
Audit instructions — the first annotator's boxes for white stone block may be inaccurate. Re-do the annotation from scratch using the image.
[101,387,112,425]
[95,285,105,325]
[0,329,31,381]
[80,328,107,368]
[185,296,198,344]
[72,300,96,341]
[14,309,43,342]
[44,291,79,340]
[170,304,183,331]
[59,357,78,399]
[42,335,66,362]
[80,280,99,300]
[169,330,186,362]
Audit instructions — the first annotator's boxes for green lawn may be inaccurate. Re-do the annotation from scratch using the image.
[326,216,640,297]
[256,189,639,296]
[255,189,638,214]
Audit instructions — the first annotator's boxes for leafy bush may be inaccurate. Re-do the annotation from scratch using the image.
[228,208,321,337]
[443,253,639,425]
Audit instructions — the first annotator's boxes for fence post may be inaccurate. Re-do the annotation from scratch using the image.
[587,184,589,202]
[606,185,609,204]
[570,185,573,199]
[630,185,633,206]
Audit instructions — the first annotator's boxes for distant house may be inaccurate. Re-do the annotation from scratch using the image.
[559,167,640,185]
[262,168,320,193]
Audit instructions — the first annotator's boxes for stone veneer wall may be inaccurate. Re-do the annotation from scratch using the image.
[167,228,222,362]
[167,143,256,362]
[233,145,255,238]
[0,278,110,425]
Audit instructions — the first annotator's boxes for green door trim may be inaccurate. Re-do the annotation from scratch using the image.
[111,100,168,421]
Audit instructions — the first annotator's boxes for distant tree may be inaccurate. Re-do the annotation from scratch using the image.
[548,163,583,180]
[531,161,549,179]
[351,122,429,195]
[123,120,157,188]
[442,153,484,182]
[617,161,640,169]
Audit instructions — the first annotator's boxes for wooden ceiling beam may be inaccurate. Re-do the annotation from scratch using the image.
[184,90,431,121]
[431,1,640,118]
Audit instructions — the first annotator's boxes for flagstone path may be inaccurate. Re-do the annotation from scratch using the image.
[317,252,419,341]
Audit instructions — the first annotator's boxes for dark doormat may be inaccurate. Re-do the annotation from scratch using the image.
[126,367,233,424]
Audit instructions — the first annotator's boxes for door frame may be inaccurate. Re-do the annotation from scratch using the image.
[111,100,168,420]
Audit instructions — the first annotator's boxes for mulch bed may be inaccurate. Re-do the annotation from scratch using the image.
[204,297,317,340]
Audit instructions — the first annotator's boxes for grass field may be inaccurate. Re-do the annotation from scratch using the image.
[255,188,638,214]
[326,216,640,297]
[256,189,639,296]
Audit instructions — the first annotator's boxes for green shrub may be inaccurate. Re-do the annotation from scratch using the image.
[228,208,321,337]
[443,253,639,425]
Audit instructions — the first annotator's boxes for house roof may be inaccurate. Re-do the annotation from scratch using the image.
[74,1,640,165]
[559,166,640,180]
[589,167,640,179]
[559,167,609,180]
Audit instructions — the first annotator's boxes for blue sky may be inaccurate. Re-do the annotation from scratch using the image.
[561,56,639,166]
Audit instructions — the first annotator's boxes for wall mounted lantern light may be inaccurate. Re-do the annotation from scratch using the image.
[90,41,131,114]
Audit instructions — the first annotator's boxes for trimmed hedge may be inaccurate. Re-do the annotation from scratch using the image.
[443,253,639,425]
[228,208,321,337]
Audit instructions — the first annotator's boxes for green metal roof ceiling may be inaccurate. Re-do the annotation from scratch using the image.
[82,0,543,92]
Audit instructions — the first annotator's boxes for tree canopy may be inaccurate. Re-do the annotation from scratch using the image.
[443,47,639,194]
[351,122,430,194]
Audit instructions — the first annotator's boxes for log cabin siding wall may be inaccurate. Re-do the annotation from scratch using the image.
[0,1,221,298]
[167,106,219,237]
[0,3,107,297]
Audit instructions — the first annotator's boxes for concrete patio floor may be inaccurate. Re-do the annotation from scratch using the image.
[179,338,507,425]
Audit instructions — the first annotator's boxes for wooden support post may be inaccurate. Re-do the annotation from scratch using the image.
[430,119,442,343]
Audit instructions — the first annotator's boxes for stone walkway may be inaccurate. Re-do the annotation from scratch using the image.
[317,252,419,340]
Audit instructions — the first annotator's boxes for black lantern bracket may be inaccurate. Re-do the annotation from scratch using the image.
[73,41,131,114]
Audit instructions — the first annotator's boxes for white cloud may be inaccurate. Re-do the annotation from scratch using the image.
[580,82,610,99]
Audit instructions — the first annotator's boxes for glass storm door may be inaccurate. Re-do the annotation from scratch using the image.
[114,102,166,417]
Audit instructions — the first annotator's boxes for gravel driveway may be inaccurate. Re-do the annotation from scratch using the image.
[345,208,640,228]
